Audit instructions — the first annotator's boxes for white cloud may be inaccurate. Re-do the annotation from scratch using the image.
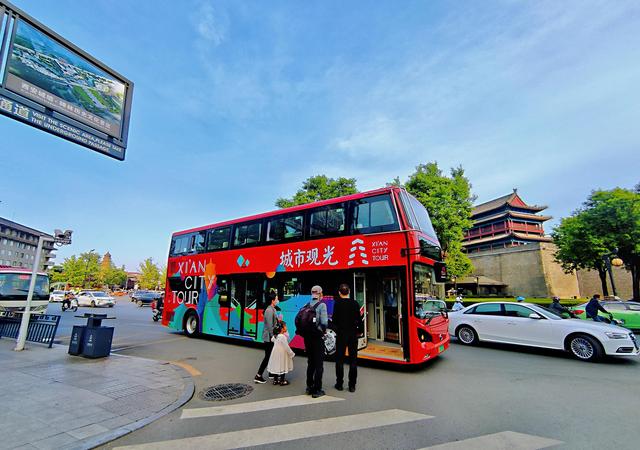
[193,1,228,46]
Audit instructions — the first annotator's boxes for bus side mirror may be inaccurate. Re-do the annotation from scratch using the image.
[434,262,447,283]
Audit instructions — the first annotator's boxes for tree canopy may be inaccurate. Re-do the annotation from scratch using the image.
[49,251,127,289]
[276,175,358,208]
[405,163,475,278]
[138,257,165,290]
[553,186,640,299]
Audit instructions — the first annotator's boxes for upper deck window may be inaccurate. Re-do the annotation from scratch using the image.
[206,227,231,251]
[309,204,346,237]
[267,214,304,242]
[233,221,262,247]
[350,194,399,234]
[170,231,206,256]
[401,191,439,243]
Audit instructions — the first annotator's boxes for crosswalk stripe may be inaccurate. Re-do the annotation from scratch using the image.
[418,431,563,450]
[114,409,432,450]
[181,394,344,419]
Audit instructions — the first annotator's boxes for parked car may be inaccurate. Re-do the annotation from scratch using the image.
[133,291,162,307]
[76,291,115,308]
[49,290,69,302]
[448,301,639,361]
[570,301,640,332]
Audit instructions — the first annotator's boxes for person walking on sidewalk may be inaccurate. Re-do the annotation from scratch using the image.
[332,283,361,393]
[255,291,279,384]
[267,322,295,386]
[300,285,328,398]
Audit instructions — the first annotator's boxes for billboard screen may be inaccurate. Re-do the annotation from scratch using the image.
[4,19,126,139]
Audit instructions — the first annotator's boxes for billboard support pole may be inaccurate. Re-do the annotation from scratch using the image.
[14,234,47,351]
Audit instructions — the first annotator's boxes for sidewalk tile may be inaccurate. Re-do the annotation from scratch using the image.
[67,423,109,440]
[32,432,78,450]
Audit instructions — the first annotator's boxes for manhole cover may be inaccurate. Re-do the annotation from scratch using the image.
[199,383,253,401]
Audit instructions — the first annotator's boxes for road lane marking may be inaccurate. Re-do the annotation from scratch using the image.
[114,409,432,449]
[181,394,343,419]
[170,360,202,376]
[419,431,563,450]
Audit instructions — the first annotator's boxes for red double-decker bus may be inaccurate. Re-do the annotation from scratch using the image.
[163,187,449,365]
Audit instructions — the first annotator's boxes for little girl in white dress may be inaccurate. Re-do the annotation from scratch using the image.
[267,322,295,385]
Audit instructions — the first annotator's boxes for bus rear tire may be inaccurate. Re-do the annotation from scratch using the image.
[184,312,199,338]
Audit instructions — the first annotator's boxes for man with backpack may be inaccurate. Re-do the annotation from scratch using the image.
[295,285,328,398]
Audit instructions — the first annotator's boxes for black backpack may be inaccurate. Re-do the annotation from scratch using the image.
[295,302,321,336]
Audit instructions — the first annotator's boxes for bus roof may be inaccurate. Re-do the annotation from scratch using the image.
[173,186,403,237]
[0,266,48,276]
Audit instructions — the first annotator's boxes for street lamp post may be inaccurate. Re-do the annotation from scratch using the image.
[453,277,457,295]
[475,276,480,296]
[604,250,624,298]
[15,230,72,352]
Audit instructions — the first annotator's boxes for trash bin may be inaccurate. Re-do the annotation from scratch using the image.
[69,313,115,358]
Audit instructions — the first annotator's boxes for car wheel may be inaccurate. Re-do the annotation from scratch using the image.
[91,300,96,307]
[108,304,114,308]
[456,325,478,345]
[137,300,143,307]
[568,334,602,362]
[183,311,199,338]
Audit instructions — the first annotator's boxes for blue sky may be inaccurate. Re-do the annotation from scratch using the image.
[1,0,639,271]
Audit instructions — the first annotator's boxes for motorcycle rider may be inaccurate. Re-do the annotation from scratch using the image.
[585,294,612,323]
[62,291,74,310]
[549,296,576,318]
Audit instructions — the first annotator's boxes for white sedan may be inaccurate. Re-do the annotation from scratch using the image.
[76,291,115,308]
[449,302,639,361]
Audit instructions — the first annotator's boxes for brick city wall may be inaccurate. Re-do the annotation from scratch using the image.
[468,243,581,298]
[576,266,633,299]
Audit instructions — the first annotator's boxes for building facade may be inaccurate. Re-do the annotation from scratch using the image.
[461,191,581,298]
[463,189,552,253]
[0,217,56,271]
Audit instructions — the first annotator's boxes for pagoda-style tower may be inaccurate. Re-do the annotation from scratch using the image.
[462,189,552,253]
[101,251,112,270]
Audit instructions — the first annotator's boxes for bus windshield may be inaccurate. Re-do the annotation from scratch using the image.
[414,264,444,318]
[0,273,49,299]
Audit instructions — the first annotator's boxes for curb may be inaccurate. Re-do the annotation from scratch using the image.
[64,360,195,450]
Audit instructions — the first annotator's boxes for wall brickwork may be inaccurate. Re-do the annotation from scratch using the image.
[576,266,633,299]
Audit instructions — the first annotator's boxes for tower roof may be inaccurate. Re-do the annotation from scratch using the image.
[472,189,547,217]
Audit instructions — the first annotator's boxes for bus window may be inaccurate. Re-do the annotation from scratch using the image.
[233,222,262,247]
[170,234,191,256]
[413,263,442,318]
[193,231,206,253]
[309,204,345,237]
[267,214,303,242]
[207,227,231,251]
[217,278,230,306]
[350,195,399,234]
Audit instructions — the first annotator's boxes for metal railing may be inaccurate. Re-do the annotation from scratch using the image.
[0,313,60,348]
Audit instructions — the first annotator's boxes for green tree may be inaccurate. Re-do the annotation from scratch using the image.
[102,263,128,288]
[276,175,358,208]
[52,251,102,288]
[386,176,402,187]
[552,214,611,295]
[583,188,640,300]
[405,162,475,278]
[138,258,164,290]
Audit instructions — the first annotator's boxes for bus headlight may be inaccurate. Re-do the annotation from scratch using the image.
[417,328,432,343]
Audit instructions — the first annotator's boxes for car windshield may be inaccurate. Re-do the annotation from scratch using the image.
[530,304,563,320]
[91,292,108,297]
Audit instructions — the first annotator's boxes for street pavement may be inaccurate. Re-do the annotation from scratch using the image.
[7,298,638,449]
[88,301,640,450]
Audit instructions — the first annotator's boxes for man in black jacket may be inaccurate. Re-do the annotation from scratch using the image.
[332,283,362,392]
[586,294,610,322]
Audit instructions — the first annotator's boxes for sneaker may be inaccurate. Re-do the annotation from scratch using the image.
[272,379,280,385]
[280,380,290,386]
[305,387,313,395]
[348,386,356,393]
[254,375,267,384]
[312,389,326,398]
[268,373,275,379]
[334,383,343,391]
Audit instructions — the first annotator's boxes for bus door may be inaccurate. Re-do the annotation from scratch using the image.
[354,272,367,350]
[382,277,402,344]
[228,278,260,339]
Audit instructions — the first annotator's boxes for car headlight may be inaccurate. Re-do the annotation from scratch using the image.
[605,332,629,339]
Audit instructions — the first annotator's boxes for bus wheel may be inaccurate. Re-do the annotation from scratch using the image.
[184,312,199,337]
[456,325,478,345]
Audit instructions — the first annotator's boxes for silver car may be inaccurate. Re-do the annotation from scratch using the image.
[76,291,115,308]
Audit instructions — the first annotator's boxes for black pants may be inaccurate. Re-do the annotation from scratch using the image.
[257,341,274,376]
[304,335,324,392]
[335,333,358,388]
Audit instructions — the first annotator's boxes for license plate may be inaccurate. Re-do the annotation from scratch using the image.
[438,345,445,353]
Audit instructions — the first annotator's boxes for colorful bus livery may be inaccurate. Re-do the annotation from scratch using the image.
[164,187,450,365]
